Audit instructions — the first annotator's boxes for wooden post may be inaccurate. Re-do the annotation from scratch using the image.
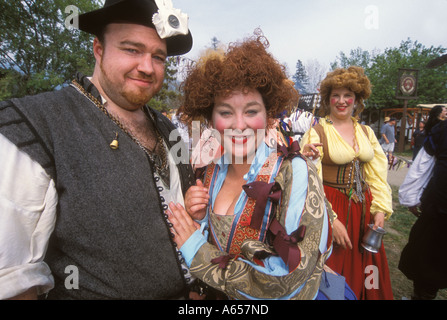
[396,68,419,153]
[398,99,408,153]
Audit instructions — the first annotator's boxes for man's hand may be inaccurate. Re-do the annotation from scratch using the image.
[167,202,200,249]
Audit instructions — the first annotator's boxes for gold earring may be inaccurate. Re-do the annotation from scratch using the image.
[110,132,119,150]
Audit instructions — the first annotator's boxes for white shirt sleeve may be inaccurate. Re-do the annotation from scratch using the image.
[398,147,435,207]
[0,133,57,299]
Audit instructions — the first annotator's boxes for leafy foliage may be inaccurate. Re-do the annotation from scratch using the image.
[0,0,184,112]
[329,39,447,109]
[292,60,309,94]
[0,0,101,99]
[148,57,182,112]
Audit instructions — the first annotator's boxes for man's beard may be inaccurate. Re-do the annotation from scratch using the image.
[99,61,154,107]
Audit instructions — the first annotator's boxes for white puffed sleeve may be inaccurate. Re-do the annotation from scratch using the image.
[0,134,57,299]
[398,147,435,207]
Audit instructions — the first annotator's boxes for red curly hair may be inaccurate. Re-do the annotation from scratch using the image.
[319,66,372,118]
[179,29,299,128]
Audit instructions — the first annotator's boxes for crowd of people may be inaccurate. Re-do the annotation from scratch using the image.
[0,0,445,301]
[398,104,447,300]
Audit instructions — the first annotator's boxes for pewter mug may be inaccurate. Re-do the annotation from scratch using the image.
[361,224,386,253]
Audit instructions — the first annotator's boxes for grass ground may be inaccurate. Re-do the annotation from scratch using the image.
[383,186,447,300]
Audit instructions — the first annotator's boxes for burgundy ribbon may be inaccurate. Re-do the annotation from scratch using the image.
[241,140,302,230]
[242,181,282,230]
[211,254,235,269]
[269,219,306,271]
[278,140,301,160]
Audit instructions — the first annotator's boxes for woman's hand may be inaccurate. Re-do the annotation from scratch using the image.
[333,219,352,250]
[167,202,200,249]
[184,179,209,220]
[373,212,385,229]
[302,143,323,159]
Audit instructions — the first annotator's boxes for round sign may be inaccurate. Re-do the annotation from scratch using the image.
[400,75,416,95]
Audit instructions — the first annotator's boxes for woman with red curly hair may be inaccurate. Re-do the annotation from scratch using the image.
[165,32,353,300]
[301,67,394,300]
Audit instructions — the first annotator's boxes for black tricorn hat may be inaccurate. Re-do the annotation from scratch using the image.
[77,0,193,56]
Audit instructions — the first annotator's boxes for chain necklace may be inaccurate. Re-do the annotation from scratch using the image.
[71,79,170,188]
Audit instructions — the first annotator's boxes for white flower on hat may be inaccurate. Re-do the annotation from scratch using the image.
[152,0,189,39]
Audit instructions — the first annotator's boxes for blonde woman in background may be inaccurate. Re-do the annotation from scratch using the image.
[301,66,394,300]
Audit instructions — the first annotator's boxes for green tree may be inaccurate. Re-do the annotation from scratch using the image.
[0,0,101,99]
[0,0,184,111]
[367,39,447,108]
[329,39,447,109]
[330,47,376,70]
[148,57,182,112]
[292,59,309,94]
[210,37,221,50]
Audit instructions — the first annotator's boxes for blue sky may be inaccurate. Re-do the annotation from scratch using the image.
[174,0,447,75]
